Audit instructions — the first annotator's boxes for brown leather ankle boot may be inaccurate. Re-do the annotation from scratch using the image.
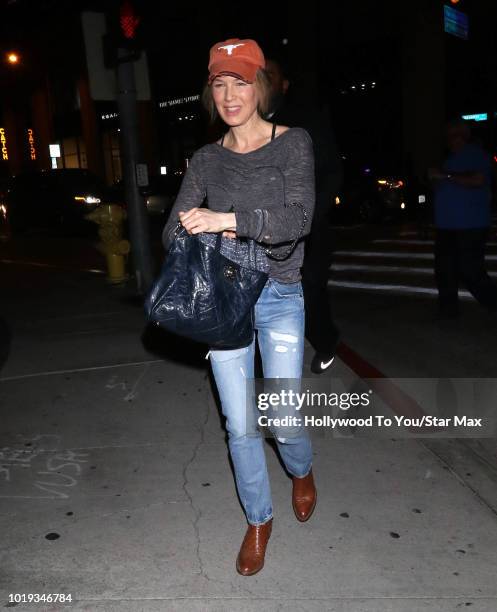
[292,469,317,521]
[236,518,273,576]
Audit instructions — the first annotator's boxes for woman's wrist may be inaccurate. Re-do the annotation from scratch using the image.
[223,212,236,232]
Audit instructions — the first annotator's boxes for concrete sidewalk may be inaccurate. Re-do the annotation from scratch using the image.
[1,263,497,611]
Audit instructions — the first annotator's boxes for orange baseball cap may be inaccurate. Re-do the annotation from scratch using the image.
[208,38,265,84]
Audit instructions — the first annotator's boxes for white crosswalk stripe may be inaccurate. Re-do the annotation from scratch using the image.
[372,239,497,246]
[329,226,497,299]
[333,250,497,260]
[332,263,497,277]
[327,280,473,298]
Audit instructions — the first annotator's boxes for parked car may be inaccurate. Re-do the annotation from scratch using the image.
[331,158,409,224]
[3,169,108,234]
[0,178,10,229]
[142,175,183,218]
[108,174,183,220]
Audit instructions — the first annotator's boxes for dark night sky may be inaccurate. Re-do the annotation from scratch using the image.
[0,0,399,96]
[2,0,496,167]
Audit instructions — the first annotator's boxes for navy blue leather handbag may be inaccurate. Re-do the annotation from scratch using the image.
[144,226,268,350]
[145,203,307,350]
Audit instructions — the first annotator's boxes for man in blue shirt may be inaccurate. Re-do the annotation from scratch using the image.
[430,120,497,317]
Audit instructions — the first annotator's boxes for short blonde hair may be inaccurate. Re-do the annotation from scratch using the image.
[201,68,272,123]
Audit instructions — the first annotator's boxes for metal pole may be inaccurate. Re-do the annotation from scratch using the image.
[116,47,154,293]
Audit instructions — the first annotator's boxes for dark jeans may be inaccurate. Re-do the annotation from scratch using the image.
[302,218,341,353]
[434,227,497,314]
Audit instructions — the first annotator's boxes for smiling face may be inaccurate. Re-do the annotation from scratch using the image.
[211,74,259,126]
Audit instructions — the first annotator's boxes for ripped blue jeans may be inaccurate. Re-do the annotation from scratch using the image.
[209,279,313,525]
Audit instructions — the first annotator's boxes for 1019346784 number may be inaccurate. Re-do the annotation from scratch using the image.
[9,593,73,603]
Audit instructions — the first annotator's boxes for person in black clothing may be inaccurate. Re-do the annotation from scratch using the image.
[265,58,342,373]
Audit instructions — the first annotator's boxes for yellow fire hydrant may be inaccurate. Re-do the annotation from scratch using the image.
[85,204,130,284]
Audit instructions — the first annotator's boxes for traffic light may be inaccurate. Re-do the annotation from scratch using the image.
[119,0,140,42]
[103,0,144,67]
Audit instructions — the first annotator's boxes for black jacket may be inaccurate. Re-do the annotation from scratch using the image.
[268,98,343,226]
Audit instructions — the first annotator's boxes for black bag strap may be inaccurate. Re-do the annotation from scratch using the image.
[215,230,223,251]
[172,222,232,256]
[172,221,183,239]
[263,201,309,261]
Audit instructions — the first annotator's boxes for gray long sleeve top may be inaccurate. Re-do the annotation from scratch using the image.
[161,127,315,282]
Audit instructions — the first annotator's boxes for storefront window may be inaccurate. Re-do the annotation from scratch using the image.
[103,130,121,185]
[62,137,87,169]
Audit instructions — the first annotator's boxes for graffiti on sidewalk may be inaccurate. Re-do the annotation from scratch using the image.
[0,434,88,499]
[105,375,128,392]
[105,364,150,402]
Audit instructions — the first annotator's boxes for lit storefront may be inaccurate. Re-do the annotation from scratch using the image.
[0,10,210,184]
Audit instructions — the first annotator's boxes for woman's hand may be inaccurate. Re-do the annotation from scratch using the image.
[178,208,236,235]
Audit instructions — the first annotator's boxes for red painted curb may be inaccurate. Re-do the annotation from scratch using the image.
[337,342,443,433]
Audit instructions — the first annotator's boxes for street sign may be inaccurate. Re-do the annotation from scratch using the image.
[461,113,487,122]
[49,144,61,158]
[135,163,149,187]
[444,5,468,40]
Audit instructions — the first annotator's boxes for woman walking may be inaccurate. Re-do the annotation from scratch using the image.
[162,38,317,575]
